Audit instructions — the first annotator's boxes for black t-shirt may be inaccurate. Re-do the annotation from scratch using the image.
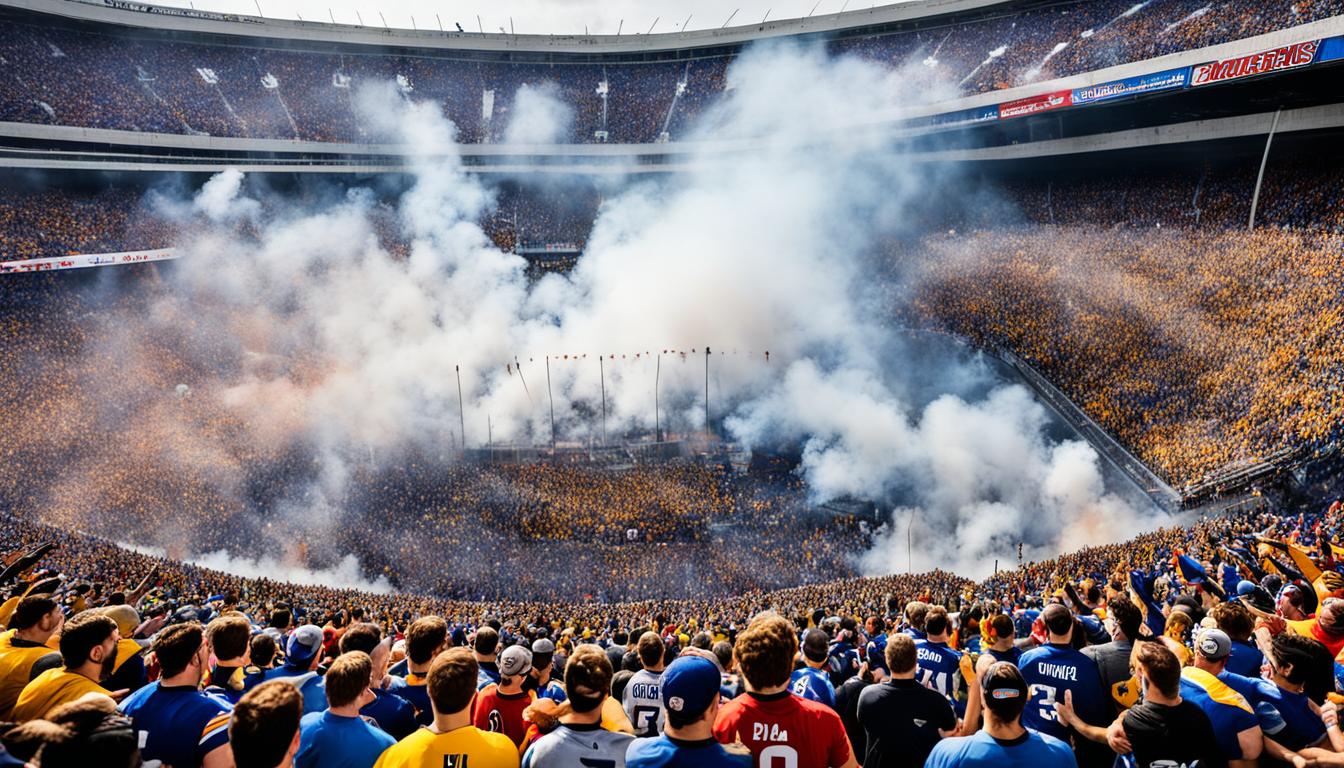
[1123,699,1226,768]
[857,678,956,768]
[836,676,872,759]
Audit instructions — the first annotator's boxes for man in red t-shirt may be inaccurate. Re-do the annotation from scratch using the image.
[471,643,535,747]
[714,612,859,768]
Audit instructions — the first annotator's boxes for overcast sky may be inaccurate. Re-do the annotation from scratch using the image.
[147,0,899,35]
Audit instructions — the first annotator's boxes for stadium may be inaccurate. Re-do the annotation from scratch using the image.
[3,0,1344,765]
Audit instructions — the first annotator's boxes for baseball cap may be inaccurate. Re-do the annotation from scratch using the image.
[500,644,533,677]
[531,638,556,669]
[1195,628,1231,661]
[286,625,324,665]
[801,629,829,663]
[661,655,720,725]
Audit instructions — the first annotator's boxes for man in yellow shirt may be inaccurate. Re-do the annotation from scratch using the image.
[375,646,520,768]
[11,611,119,721]
[0,595,63,718]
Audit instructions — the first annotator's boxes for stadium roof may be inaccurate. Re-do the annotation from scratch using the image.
[5,0,1013,54]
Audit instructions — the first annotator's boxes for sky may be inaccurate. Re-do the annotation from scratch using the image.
[146,0,901,35]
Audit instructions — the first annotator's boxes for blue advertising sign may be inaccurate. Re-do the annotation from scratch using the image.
[1071,67,1191,105]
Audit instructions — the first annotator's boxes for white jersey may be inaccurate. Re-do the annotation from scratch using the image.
[521,722,634,768]
[622,668,665,737]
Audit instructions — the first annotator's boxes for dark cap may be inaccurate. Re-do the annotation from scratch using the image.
[801,629,829,663]
[980,662,1029,719]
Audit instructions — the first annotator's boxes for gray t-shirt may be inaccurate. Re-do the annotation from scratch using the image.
[1082,639,1134,715]
[622,668,666,737]
[522,722,635,768]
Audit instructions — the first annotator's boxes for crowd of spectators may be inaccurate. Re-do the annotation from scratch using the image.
[1,0,1340,143]
[0,478,1342,766]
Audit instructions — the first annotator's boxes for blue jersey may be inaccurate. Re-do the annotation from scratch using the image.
[1180,667,1258,760]
[915,640,963,712]
[1018,643,1108,742]
[926,730,1077,768]
[362,686,417,740]
[986,646,1023,667]
[865,634,889,672]
[119,683,232,768]
[1248,677,1327,750]
[827,642,860,687]
[789,666,837,708]
[260,665,326,715]
[626,735,752,768]
[389,675,433,726]
[1225,640,1265,678]
[296,710,396,768]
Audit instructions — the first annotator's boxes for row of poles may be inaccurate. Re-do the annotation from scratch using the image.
[452,347,731,451]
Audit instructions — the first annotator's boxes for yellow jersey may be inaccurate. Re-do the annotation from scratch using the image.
[0,630,57,718]
[11,668,111,722]
[374,725,519,768]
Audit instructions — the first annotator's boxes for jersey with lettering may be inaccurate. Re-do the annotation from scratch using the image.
[914,640,963,713]
[372,725,519,768]
[789,667,837,709]
[1017,643,1108,742]
[713,691,852,768]
[1179,667,1258,761]
[622,669,665,737]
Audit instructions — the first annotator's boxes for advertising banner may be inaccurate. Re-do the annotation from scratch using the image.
[1191,40,1319,86]
[1072,67,1191,105]
[0,248,178,274]
[999,90,1072,119]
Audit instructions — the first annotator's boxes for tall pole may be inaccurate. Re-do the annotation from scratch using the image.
[488,415,493,450]
[515,356,532,404]
[546,356,556,450]
[907,512,913,572]
[654,353,662,442]
[455,365,466,450]
[704,346,711,442]
[1249,107,1283,231]
[599,355,608,446]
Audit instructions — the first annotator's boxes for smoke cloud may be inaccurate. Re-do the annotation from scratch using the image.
[36,41,1166,584]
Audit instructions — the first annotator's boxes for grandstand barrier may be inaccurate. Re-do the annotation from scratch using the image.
[0,247,177,274]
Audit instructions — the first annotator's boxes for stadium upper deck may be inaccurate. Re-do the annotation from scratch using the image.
[1,0,1342,153]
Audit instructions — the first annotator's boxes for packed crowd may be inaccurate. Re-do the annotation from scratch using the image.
[0,187,175,261]
[1,482,1344,767]
[903,224,1344,488]
[1,0,1339,143]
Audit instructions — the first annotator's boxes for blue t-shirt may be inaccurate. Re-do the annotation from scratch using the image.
[1224,640,1265,678]
[926,729,1077,768]
[789,666,837,708]
[1018,643,1108,742]
[296,710,396,768]
[986,646,1023,667]
[626,735,751,768]
[915,640,963,711]
[1179,668,1259,760]
[1248,677,1327,750]
[119,683,232,768]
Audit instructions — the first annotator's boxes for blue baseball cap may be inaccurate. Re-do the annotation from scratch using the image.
[661,656,720,723]
[286,624,324,665]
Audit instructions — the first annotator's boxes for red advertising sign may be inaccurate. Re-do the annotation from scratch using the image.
[1192,40,1319,86]
[999,90,1073,119]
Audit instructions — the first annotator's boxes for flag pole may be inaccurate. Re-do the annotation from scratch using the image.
[546,355,556,451]
[654,352,662,442]
[599,355,608,447]
[455,365,466,451]
[704,346,711,442]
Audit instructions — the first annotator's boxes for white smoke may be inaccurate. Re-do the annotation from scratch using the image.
[150,41,1163,581]
[123,545,393,594]
[503,82,576,145]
